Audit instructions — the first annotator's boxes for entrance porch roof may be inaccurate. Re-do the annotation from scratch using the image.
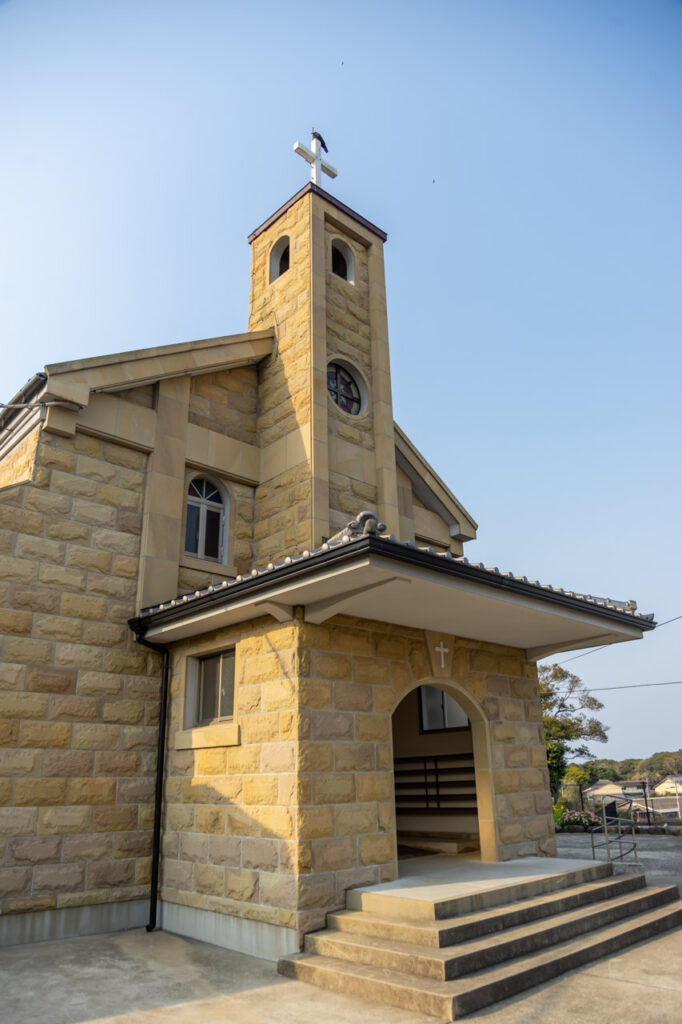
[132,526,654,662]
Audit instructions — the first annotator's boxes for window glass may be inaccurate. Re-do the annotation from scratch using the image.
[218,651,235,719]
[185,504,200,555]
[198,651,235,723]
[420,685,469,731]
[204,508,221,559]
[327,362,362,415]
[199,655,220,722]
[185,476,226,561]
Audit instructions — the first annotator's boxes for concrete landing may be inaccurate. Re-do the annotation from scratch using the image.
[347,853,609,919]
[387,853,601,899]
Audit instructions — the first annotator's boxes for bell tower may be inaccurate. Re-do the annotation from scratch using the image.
[248,138,400,564]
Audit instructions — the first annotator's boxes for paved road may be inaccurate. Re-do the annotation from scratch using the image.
[555,832,682,891]
[1,923,681,1024]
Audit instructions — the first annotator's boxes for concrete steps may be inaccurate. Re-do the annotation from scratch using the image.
[278,865,682,1019]
[346,860,611,920]
[327,872,647,947]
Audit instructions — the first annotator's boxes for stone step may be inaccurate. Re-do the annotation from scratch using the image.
[449,899,682,1018]
[328,872,647,947]
[307,885,679,979]
[279,900,682,1019]
[346,861,612,920]
[397,838,467,856]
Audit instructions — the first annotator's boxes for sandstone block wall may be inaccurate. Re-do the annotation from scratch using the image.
[249,199,314,563]
[325,224,379,537]
[188,367,257,446]
[0,427,40,490]
[161,613,556,945]
[0,429,161,916]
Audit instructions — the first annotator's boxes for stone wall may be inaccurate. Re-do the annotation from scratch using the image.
[0,427,40,490]
[325,225,378,536]
[249,199,314,564]
[160,612,556,946]
[188,368,257,445]
[0,429,160,916]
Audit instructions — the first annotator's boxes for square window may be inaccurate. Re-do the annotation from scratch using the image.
[196,651,235,724]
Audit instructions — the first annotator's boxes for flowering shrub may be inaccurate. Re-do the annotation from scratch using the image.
[552,800,568,823]
[554,808,601,831]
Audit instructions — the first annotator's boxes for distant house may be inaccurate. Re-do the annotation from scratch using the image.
[583,780,648,804]
[654,776,682,795]
[583,780,625,800]
[630,797,680,821]
[621,781,647,796]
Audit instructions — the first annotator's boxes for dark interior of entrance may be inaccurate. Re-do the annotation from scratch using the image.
[392,686,480,857]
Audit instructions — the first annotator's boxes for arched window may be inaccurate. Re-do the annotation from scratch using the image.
[331,238,354,284]
[269,235,290,282]
[184,477,227,562]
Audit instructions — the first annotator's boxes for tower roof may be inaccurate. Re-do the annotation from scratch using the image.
[247,182,387,244]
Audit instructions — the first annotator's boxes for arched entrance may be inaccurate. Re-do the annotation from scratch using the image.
[391,680,497,861]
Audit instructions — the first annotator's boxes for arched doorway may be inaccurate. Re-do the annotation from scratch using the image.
[391,681,497,861]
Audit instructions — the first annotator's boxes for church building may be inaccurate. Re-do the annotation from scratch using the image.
[0,138,655,967]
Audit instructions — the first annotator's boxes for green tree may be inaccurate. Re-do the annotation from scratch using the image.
[539,664,608,792]
[585,758,620,781]
[563,763,595,787]
[545,739,567,795]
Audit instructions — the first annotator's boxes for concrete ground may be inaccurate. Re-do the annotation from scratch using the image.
[556,831,682,891]
[1,836,681,1024]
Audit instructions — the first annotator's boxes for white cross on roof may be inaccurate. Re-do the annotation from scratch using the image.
[294,130,338,186]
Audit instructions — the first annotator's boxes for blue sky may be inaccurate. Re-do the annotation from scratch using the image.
[1,0,680,761]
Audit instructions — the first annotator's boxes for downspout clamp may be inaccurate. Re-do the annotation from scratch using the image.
[133,630,170,932]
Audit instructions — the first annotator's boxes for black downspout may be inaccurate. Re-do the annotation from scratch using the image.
[134,632,170,932]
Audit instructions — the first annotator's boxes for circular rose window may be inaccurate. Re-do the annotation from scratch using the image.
[327,361,364,415]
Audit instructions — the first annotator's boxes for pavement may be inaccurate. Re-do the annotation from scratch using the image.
[556,831,682,891]
[1,835,681,1024]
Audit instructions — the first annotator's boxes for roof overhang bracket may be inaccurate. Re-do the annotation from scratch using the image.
[252,599,296,623]
[525,632,634,663]
[304,576,410,625]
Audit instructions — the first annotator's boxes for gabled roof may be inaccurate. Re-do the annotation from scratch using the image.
[394,424,478,541]
[42,328,274,399]
[0,329,275,441]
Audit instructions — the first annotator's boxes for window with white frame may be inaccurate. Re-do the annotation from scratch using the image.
[419,685,469,732]
[196,650,235,724]
[184,477,227,562]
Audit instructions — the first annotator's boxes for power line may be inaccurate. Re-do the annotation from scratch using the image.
[548,680,682,698]
[557,613,682,665]
[588,680,682,693]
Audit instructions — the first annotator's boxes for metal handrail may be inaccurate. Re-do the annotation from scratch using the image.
[393,754,476,812]
[589,795,639,866]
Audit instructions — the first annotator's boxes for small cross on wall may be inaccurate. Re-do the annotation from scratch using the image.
[293,130,338,185]
[434,640,449,670]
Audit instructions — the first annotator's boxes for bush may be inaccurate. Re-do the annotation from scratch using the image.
[552,800,568,823]
[554,808,601,831]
